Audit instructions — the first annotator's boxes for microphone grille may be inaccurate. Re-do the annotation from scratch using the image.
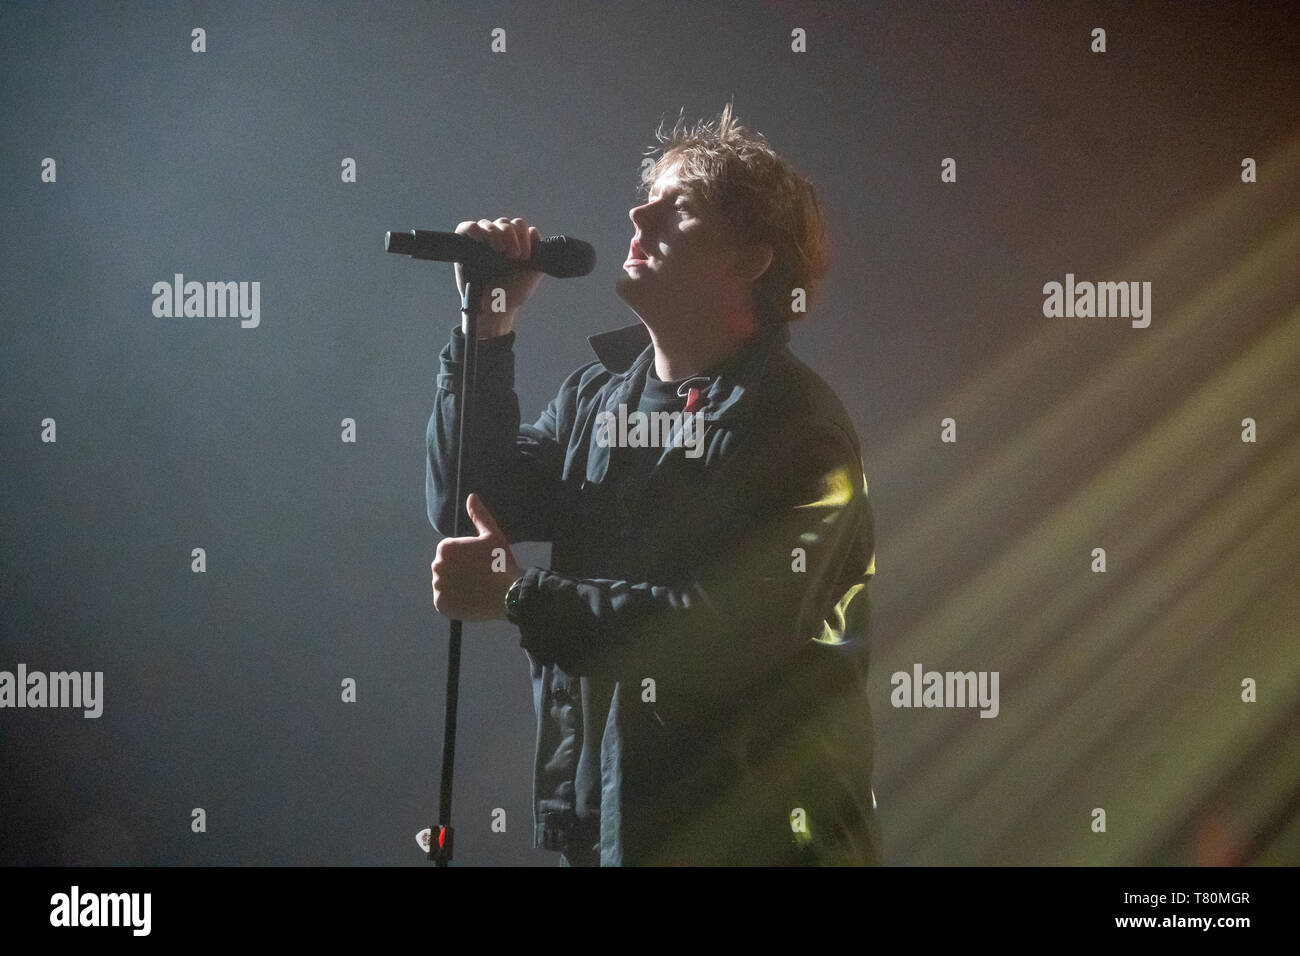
[538,236,597,278]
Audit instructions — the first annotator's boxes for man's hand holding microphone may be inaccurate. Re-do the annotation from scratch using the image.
[454,216,545,338]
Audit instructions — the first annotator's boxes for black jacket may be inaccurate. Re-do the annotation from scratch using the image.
[426,318,880,865]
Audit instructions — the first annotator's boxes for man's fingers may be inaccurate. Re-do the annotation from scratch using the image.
[494,217,521,259]
[458,218,536,255]
[476,219,504,255]
[510,218,532,261]
[466,492,503,539]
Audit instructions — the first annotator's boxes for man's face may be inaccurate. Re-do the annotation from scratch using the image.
[615,164,745,320]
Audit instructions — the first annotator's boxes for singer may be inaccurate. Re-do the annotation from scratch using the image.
[426,103,879,866]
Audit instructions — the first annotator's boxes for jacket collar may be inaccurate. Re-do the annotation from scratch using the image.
[586,321,655,374]
[586,319,790,424]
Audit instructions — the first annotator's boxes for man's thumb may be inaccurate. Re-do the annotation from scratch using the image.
[467,493,501,538]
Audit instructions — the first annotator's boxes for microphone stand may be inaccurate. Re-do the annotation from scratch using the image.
[387,227,591,864]
[427,272,485,866]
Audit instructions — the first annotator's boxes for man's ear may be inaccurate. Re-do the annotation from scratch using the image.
[735,241,774,283]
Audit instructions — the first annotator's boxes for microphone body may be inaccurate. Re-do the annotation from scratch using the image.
[385,229,595,279]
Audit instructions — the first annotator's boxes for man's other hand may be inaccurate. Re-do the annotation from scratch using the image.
[431,493,521,621]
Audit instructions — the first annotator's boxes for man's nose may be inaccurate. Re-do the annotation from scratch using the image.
[629,199,654,230]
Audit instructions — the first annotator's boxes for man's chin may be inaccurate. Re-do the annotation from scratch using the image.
[614,272,640,303]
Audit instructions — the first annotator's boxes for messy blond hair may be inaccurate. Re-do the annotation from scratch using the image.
[639,101,830,326]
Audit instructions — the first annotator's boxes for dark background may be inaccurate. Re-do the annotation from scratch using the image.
[2,0,1297,865]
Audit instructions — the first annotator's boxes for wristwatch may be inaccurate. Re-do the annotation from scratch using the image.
[503,573,526,625]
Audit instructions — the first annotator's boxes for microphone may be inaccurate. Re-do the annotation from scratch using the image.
[385,229,596,278]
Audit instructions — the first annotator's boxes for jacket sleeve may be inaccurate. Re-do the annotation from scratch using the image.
[510,417,876,702]
[425,325,582,542]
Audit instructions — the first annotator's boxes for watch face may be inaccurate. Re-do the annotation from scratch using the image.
[505,577,523,620]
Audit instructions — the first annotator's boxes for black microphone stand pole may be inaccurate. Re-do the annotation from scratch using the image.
[428,272,485,865]
[388,226,592,863]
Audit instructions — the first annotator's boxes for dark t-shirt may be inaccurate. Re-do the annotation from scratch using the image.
[603,363,706,480]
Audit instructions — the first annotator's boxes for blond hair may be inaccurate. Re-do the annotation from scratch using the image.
[639,101,830,326]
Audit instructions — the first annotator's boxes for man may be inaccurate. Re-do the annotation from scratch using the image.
[427,104,880,865]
